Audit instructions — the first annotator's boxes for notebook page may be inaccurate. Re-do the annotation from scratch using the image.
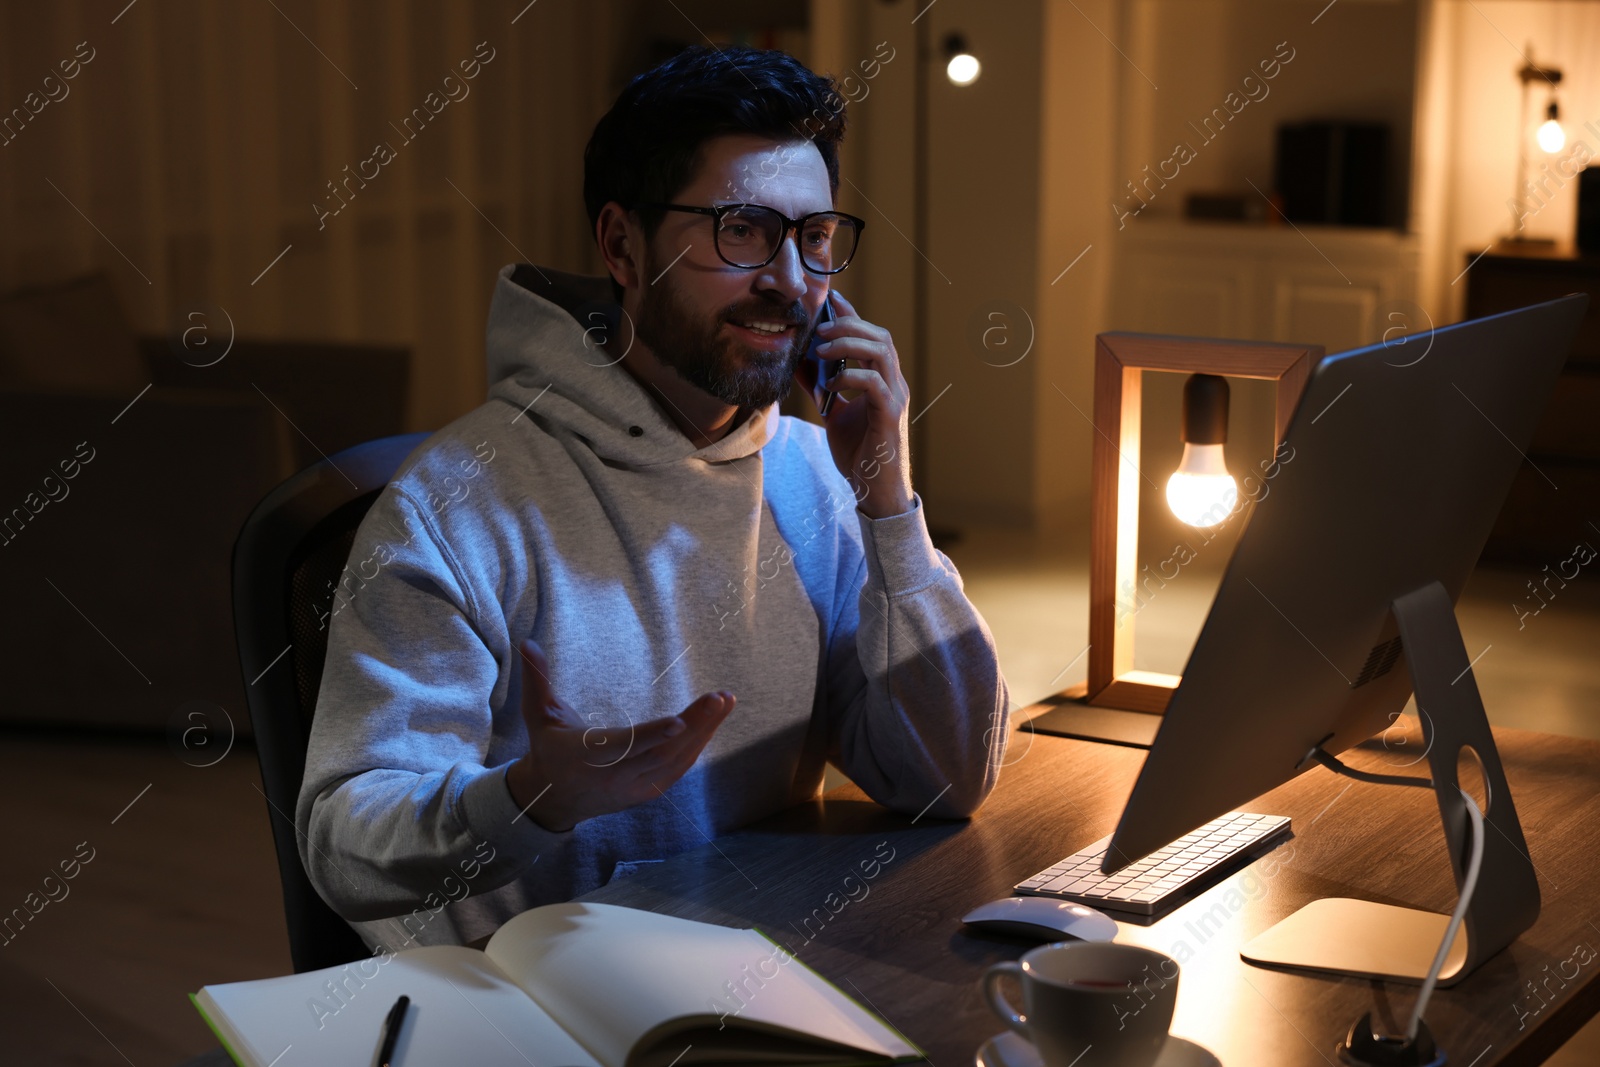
[485,902,915,1066]
[197,944,600,1067]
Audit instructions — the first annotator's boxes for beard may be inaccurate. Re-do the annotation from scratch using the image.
[633,245,812,410]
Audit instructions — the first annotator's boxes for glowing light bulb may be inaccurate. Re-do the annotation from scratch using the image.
[946,52,980,86]
[1166,443,1237,528]
[1169,373,1235,527]
[1537,117,1565,153]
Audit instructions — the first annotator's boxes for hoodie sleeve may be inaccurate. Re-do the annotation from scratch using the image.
[821,491,1011,819]
[294,486,570,923]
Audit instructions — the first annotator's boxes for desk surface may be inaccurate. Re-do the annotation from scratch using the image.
[574,710,1600,1066]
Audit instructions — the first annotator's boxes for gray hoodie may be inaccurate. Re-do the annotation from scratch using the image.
[296,262,1011,951]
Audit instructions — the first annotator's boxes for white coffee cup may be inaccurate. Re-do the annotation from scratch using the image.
[981,941,1179,1067]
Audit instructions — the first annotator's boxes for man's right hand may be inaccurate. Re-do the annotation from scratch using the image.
[505,638,737,832]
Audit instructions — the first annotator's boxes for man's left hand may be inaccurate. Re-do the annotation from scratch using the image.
[793,289,915,519]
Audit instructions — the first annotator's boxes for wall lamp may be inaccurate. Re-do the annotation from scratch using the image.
[944,32,979,86]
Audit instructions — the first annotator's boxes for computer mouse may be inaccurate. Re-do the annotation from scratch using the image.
[961,896,1119,942]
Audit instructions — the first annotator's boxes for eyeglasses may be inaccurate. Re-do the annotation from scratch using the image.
[637,202,866,275]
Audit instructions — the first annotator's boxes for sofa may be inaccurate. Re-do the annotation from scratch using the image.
[0,273,412,738]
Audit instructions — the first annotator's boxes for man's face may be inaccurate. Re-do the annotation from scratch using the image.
[630,134,833,411]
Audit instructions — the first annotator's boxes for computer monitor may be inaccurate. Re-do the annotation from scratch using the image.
[1103,293,1589,985]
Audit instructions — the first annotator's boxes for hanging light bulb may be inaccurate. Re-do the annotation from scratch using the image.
[1537,99,1565,153]
[1166,374,1238,528]
[1168,443,1237,527]
[944,33,980,86]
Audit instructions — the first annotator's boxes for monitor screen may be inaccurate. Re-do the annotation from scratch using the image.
[1105,293,1589,870]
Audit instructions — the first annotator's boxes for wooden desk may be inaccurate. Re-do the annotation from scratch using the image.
[572,711,1600,1066]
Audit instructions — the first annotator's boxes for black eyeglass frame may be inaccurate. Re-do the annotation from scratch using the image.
[635,201,866,275]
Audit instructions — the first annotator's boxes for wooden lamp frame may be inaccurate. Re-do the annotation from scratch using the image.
[1071,332,1321,717]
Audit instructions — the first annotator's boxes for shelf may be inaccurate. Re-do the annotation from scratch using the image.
[1119,216,1419,252]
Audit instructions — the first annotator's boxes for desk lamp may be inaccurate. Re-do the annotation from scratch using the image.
[1166,373,1237,527]
[1025,333,1320,746]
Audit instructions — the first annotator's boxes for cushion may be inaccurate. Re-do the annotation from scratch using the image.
[0,272,146,390]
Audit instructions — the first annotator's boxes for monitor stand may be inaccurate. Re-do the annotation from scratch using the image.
[1240,580,1541,986]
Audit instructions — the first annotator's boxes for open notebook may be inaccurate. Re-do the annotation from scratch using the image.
[191,901,924,1067]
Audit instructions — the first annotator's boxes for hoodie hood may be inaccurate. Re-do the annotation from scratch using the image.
[484,262,778,470]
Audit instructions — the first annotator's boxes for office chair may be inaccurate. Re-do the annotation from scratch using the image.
[232,431,430,973]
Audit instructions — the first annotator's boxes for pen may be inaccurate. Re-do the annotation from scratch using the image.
[376,994,409,1067]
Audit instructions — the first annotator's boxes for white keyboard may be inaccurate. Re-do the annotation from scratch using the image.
[1014,811,1292,915]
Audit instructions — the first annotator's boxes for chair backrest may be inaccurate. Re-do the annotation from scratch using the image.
[232,431,430,972]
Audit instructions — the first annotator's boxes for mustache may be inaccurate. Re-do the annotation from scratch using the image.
[724,301,805,326]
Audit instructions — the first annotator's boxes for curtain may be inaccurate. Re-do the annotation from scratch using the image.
[0,0,623,430]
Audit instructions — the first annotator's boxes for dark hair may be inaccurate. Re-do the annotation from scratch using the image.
[583,46,849,300]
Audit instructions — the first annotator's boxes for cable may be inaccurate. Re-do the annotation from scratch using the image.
[1306,745,1488,1050]
[1302,745,1434,790]
[1406,788,1484,1041]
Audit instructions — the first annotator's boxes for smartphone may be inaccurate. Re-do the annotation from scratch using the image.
[807,293,845,416]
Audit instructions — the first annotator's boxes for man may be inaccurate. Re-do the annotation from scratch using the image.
[296,44,1010,952]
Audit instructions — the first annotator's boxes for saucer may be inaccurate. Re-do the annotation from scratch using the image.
[975,1030,1221,1067]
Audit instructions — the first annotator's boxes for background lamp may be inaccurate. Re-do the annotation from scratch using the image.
[1537,100,1565,154]
[1166,373,1237,528]
[943,33,979,86]
[1509,45,1564,241]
